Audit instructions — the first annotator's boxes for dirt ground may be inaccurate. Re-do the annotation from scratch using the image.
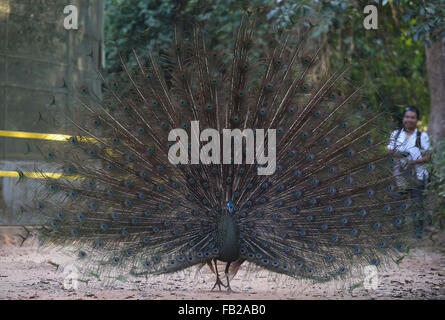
[0,227,444,300]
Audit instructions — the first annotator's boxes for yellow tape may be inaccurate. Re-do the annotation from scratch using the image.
[0,170,165,183]
[0,131,163,183]
[0,130,97,144]
[0,130,72,141]
[0,171,79,179]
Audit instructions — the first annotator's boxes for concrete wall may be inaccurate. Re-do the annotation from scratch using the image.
[0,0,104,224]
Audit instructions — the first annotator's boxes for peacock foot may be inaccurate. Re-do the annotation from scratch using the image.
[211,276,227,291]
[225,286,236,293]
[225,273,236,293]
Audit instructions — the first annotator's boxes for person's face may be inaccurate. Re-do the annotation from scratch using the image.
[402,110,418,131]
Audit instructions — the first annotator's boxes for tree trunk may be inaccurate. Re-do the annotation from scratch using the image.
[425,35,445,142]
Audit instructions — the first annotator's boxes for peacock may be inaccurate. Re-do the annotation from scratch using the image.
[31,17,424,292]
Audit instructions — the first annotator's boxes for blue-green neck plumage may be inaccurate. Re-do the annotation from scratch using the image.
[216,214,240,262]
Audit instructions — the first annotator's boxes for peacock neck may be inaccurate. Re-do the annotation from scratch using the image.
[216,213,240,262]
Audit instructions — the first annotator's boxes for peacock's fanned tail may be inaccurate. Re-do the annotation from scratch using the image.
[34,18,421,282]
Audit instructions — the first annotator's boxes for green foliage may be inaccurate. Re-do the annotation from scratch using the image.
[396,0,445,44]
[326,1,431,125]
[104,0,440,124]
[104,0,277,72]
[266,0,432,124]
[104,0,177,72]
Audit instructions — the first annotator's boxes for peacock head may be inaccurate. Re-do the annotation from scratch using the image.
[227,201,234,213]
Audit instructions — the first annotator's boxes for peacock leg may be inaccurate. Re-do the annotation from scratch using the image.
[211,258,227,291]
[225,262,235,293]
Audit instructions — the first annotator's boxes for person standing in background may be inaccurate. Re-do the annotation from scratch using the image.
[387,106,431,238]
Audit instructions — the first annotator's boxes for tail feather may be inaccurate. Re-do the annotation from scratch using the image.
[33,17,421,284]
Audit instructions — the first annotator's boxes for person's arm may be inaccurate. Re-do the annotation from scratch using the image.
[387,131,396,151]
[387,130,398,153]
